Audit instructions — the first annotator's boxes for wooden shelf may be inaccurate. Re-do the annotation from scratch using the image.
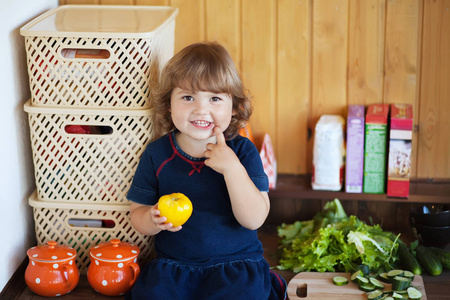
[270,174,450,204]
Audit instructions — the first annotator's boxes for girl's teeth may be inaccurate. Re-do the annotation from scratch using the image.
[193,121,211,127]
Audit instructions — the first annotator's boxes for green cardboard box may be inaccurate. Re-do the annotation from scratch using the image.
[363,104,390,193]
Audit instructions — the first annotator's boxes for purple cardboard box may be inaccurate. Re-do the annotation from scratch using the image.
[345,105,365,193]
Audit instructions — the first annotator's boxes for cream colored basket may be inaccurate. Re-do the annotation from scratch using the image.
[20,5,178,109]
[29,191,154,273]
[24,100,153,203]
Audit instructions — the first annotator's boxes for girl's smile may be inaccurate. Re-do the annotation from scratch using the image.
[170,87,234,143]
[190,120,214,129]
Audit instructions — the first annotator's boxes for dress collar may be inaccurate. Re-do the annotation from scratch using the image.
[169,131,205,176]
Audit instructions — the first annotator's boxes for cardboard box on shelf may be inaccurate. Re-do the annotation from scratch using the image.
[363,104,389,194]
[312,115,346,191]
[387,104,413,198]
[345,105,365,193]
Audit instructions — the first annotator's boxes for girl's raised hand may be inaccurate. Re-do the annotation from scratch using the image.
[204,127,240,175]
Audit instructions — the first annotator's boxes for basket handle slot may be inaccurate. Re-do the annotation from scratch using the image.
[65,124,113,135]
[68,218,116,229]
[61,48,111,59]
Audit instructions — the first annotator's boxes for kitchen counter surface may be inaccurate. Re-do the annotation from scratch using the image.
[6,225,450,299]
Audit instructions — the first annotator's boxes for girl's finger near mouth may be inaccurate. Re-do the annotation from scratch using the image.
[214,127,226,144]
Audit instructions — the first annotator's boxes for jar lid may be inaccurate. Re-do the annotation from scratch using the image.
[27,241,76,263]
[89,239,139,262]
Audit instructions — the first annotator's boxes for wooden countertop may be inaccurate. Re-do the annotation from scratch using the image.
[4,225,450,299]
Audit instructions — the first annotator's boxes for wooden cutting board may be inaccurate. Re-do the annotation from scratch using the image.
[287,272,427,300]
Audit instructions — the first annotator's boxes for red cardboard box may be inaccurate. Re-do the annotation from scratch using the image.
[387,104,413,198]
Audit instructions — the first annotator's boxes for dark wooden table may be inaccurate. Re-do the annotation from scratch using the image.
[6,225,450,299]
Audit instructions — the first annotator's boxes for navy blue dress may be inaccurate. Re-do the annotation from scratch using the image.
[126,131,286,300]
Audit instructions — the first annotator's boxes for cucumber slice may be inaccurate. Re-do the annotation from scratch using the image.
[367,289,384,300]
[359,283,376,292]
[407,287,423,300]
[387,269,404,278]
[384,297,394,300]
[369,277,385,289]
[351,270,363,282]
[356,275,369,285]
[403,270,415,281]
[378,272,391,283]
[391,276,411,291]
[332,276,348,286]
[392,291,404,298]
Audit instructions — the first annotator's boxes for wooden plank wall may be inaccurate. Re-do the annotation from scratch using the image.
[59,0,450,179]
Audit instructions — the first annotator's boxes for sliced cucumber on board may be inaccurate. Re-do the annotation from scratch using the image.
[369,277,385,290]
[332,276,348,286]
[367,289,383,300]
[332,268,423,300]
[391,276,411,291]
[407,287,423,300]
[351,270,363,282]
[356,275,369,285]
[403,270,415,281]
[359,283,376,292]
[378,272,391,283]
[387,269,404,279]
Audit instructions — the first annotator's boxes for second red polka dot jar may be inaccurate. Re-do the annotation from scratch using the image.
[87,239,140,296]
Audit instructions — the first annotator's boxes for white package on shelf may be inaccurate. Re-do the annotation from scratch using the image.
[312,115,346,191]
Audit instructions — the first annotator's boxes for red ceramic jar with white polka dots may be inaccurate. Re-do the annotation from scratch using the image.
[25,241,79,297]
[87,239,140,296]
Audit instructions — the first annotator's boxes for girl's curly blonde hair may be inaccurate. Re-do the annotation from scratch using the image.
[150,41,252,140]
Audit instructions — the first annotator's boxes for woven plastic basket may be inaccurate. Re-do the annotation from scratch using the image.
[24,100,153,203]
[29,191,154,273]
[20,5,178,109]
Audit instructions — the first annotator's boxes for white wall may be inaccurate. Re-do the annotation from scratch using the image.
[0,0,58,291]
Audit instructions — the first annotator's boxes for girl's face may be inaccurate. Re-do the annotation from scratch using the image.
[170,87,234,142]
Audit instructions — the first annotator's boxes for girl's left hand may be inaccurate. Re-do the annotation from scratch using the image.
[204,127,240,175]
[205,126,270,230]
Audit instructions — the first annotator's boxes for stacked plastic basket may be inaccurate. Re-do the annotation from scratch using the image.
[20,5,178,272]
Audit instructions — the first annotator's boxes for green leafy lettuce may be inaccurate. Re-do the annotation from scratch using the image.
[277,199,400,273]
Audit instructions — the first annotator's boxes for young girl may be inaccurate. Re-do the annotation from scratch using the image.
[126,41,286,300]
